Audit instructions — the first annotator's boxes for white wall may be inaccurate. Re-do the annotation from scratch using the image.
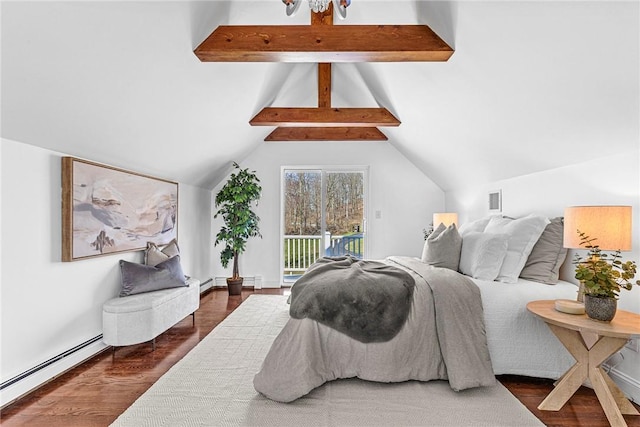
[446,148,640,400]
[0,138,212,406]
[210,142,445,287]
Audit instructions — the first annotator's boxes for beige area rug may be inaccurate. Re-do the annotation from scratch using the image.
[111,295,544,427]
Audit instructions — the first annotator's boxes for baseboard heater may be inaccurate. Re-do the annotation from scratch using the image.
[0,335,103,391]
[214,276,262,288]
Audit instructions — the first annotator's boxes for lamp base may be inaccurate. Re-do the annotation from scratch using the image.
[555,299,585,315]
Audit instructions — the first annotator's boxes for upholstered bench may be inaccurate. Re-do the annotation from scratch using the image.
[103,277,200,351]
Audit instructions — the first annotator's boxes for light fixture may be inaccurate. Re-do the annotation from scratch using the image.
[283,0,351,19]
[563,206,632,251]
[433,212,458,228]
[563,205,632,303]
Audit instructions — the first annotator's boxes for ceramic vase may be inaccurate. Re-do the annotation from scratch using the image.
[584,294,616,322]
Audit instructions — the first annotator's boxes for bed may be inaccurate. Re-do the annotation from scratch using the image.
[254,214,578,403]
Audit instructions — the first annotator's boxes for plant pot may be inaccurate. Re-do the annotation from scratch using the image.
[226,277,243,296]
[584,295,617,322]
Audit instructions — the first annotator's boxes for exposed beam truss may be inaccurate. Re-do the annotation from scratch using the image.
[196,4,446,141]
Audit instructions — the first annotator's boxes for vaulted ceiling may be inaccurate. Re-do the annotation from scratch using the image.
[2,1,638,191]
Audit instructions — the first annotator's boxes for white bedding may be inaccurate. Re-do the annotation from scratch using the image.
[474,276,578,379]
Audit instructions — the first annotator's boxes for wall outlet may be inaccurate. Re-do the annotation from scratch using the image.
[625,338,640,353]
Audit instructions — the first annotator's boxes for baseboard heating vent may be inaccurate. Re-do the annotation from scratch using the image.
[0,335,103,391]
[214,275,262,288]
[199,278,213,293]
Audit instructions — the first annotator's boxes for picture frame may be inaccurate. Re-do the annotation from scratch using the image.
[62,157,178,262]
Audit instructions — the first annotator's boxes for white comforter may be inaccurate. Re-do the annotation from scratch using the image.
[474,276,577,379]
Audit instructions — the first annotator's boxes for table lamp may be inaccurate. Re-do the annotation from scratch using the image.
[433,212,458,228]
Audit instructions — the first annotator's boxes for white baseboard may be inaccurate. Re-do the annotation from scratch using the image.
[0,339,108,408]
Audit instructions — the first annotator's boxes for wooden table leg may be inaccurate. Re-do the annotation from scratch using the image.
[538,324,588,411]
[539,323,637,427]
[588,336,638,427]
[600,367,640,416]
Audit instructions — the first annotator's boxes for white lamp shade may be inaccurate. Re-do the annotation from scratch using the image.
[563,206,632,250]
[433,212,458,228]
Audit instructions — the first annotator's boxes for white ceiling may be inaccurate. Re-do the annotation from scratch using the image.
[2,1,638,191]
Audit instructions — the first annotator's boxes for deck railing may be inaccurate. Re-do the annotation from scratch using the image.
[284,233,364,276]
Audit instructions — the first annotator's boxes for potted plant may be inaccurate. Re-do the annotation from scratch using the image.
[573,231,639,321]
[214,162,262,295]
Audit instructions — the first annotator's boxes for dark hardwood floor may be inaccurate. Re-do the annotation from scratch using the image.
[1,288,638,427]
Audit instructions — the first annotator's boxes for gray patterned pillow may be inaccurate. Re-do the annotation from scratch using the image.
[119,255,187,297]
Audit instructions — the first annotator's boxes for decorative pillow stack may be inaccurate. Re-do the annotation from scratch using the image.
[118,239,186,297]
[421,223,462,271]
[482,214,550,283]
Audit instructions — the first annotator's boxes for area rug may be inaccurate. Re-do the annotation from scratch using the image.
[111,295,543,427]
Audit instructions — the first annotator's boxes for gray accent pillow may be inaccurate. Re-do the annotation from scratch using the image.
[119,255,187,297]
[519,217,568,284]
[459,232,509,281]
[421,223,462,271]
[144,239,180,266]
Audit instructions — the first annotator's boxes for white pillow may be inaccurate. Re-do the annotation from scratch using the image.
[459,232,509,281]
[421,223,462,271]
[458,217,492,237]
[484,214,550,283]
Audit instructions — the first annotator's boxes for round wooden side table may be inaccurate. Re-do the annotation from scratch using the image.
[527,300,640,427]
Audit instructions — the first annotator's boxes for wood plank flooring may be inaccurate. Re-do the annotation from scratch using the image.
[1,288,639,427]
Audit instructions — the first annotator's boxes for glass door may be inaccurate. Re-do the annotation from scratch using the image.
[282,168,366,284]
[324,171,365,259]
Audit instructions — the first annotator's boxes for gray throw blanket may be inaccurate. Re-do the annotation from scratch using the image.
[289,256,415,343]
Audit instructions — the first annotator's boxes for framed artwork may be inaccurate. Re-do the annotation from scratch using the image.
[62,157,178,261]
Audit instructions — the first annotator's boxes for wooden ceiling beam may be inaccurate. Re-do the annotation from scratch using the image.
[250,107,400,127]
[265,127,388,141]
[194,25,454,62]
[314,4,332,108]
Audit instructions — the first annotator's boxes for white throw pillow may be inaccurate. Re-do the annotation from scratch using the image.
[459,232,509,281]
[458,217,492,237]
[421,223,462,271]
[484,214,550,283]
